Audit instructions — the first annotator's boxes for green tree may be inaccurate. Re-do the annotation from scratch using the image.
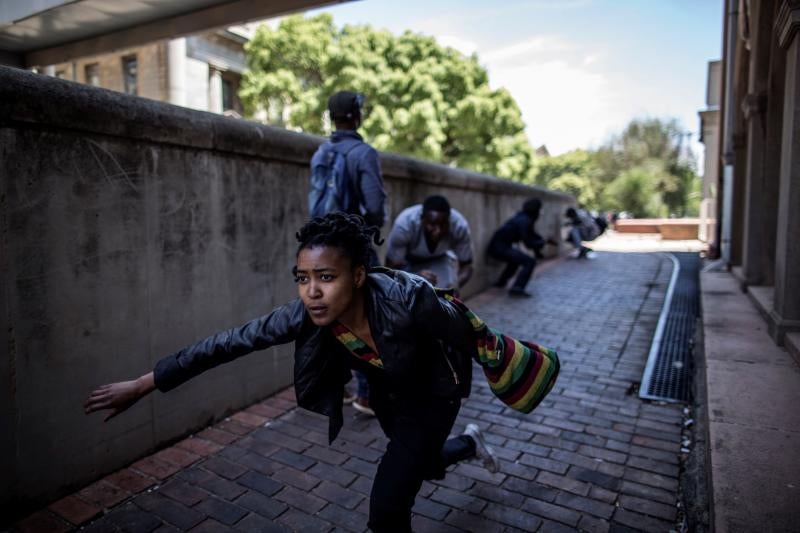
[603,166,668,218]
[532,149,596,187]
[531,149,603,207]
[240,14,536,180]
[533,118,700,216]
[547,173,597,207]
[601,118,699,216]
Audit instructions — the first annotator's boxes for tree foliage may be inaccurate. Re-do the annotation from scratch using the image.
[603,165,667,218]
[548,173,597,207]
[240,14,535,180]
[532,149,596,187]
[533,118,700,217]
[240,16,700,218]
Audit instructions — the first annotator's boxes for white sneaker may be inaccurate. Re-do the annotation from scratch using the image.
[585,251,597,260]
[463,423,500,474]
[352,397,375,417]
[568,249,581,259]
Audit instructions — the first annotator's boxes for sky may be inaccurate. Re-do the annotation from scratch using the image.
[305,0,723,157]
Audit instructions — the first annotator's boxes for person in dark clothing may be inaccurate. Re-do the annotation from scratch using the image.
[84,213,499,533]
[311,91,387,230]
[311,90,388,413]
[487,198,555,298]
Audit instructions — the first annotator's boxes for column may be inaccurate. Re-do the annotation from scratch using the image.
[741,0,779,286]
[208,68,223,114]
[167,38,187,107]
[771,0,800,342]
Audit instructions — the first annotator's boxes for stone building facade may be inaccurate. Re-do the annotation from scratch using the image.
[698,60,721,243]
[44,28,250,115]
[712,0,800,351]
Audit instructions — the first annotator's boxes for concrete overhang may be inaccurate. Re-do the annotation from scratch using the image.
[0,0,349,68]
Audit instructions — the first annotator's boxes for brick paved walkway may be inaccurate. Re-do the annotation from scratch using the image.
[15,252,685,533]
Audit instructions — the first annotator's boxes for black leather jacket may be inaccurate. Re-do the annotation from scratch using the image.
[154,269,476,442]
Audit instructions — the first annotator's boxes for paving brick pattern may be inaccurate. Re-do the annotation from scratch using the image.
[14,252,684,532]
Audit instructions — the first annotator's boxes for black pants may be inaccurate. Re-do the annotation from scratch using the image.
[488,243,537,290]
[367,395,475,532]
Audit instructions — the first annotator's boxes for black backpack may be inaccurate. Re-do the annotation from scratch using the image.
[308,141,361,218]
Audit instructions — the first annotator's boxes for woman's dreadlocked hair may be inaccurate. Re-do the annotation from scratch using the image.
[296,213,383,268]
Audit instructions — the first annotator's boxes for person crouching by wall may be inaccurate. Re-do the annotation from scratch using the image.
[565,206,601,259]
[385,195,474,293]
[487,198,556,298]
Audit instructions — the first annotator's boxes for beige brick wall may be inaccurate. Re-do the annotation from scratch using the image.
[52,42,166,101]
[48,31,248,112]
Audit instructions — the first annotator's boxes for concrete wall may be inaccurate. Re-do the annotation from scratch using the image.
[0,65,571,515]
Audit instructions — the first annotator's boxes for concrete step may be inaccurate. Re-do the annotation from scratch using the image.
[700,271,800,533]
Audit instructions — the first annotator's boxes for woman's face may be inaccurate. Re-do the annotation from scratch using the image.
[295,245,365,326]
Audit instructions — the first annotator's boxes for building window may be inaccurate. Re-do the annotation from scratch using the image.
[221,78,234,112]
[85,63,100,87]
[122,55,137,95]
[56,70,68,79]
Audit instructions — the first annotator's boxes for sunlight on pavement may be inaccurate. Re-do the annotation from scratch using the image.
[590,231,707,254]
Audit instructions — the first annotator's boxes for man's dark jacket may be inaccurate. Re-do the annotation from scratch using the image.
[154,270,475,442]
[310,130,387,228]
[489,211,545,255]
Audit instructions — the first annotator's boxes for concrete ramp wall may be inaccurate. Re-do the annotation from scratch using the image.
[0,65,571,515]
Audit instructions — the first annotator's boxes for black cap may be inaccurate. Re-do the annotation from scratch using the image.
[328,91,364,121]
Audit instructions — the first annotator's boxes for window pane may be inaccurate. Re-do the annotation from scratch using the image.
[122,56,137,95]
[222,79,233,111]
[85,63,100,87]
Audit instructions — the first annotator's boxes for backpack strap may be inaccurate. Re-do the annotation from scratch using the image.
[330,140,365,211]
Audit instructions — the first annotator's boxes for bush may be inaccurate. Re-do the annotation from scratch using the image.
[603,166,668,218]
[547,173,596,207]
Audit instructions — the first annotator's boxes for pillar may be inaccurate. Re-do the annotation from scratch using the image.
[167,38,187,107]
[208,68,223,114]
[771,0,800,343]
[741,0,779,286]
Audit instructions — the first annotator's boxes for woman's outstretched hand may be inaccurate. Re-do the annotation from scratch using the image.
[84,372,156,421]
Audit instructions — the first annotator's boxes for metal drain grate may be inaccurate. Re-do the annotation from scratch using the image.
[639,252,700,402]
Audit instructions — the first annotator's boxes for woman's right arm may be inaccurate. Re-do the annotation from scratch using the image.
[154,299,305,392]
[84,299,305,420]
[84,371,156,421]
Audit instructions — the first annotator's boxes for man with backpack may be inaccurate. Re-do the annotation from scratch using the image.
[309,90,387,416]
[309,91,386,234]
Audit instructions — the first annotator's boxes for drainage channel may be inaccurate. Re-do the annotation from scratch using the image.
[639,252,700,403]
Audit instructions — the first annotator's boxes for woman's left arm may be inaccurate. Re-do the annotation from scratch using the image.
[407,280,475,355]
